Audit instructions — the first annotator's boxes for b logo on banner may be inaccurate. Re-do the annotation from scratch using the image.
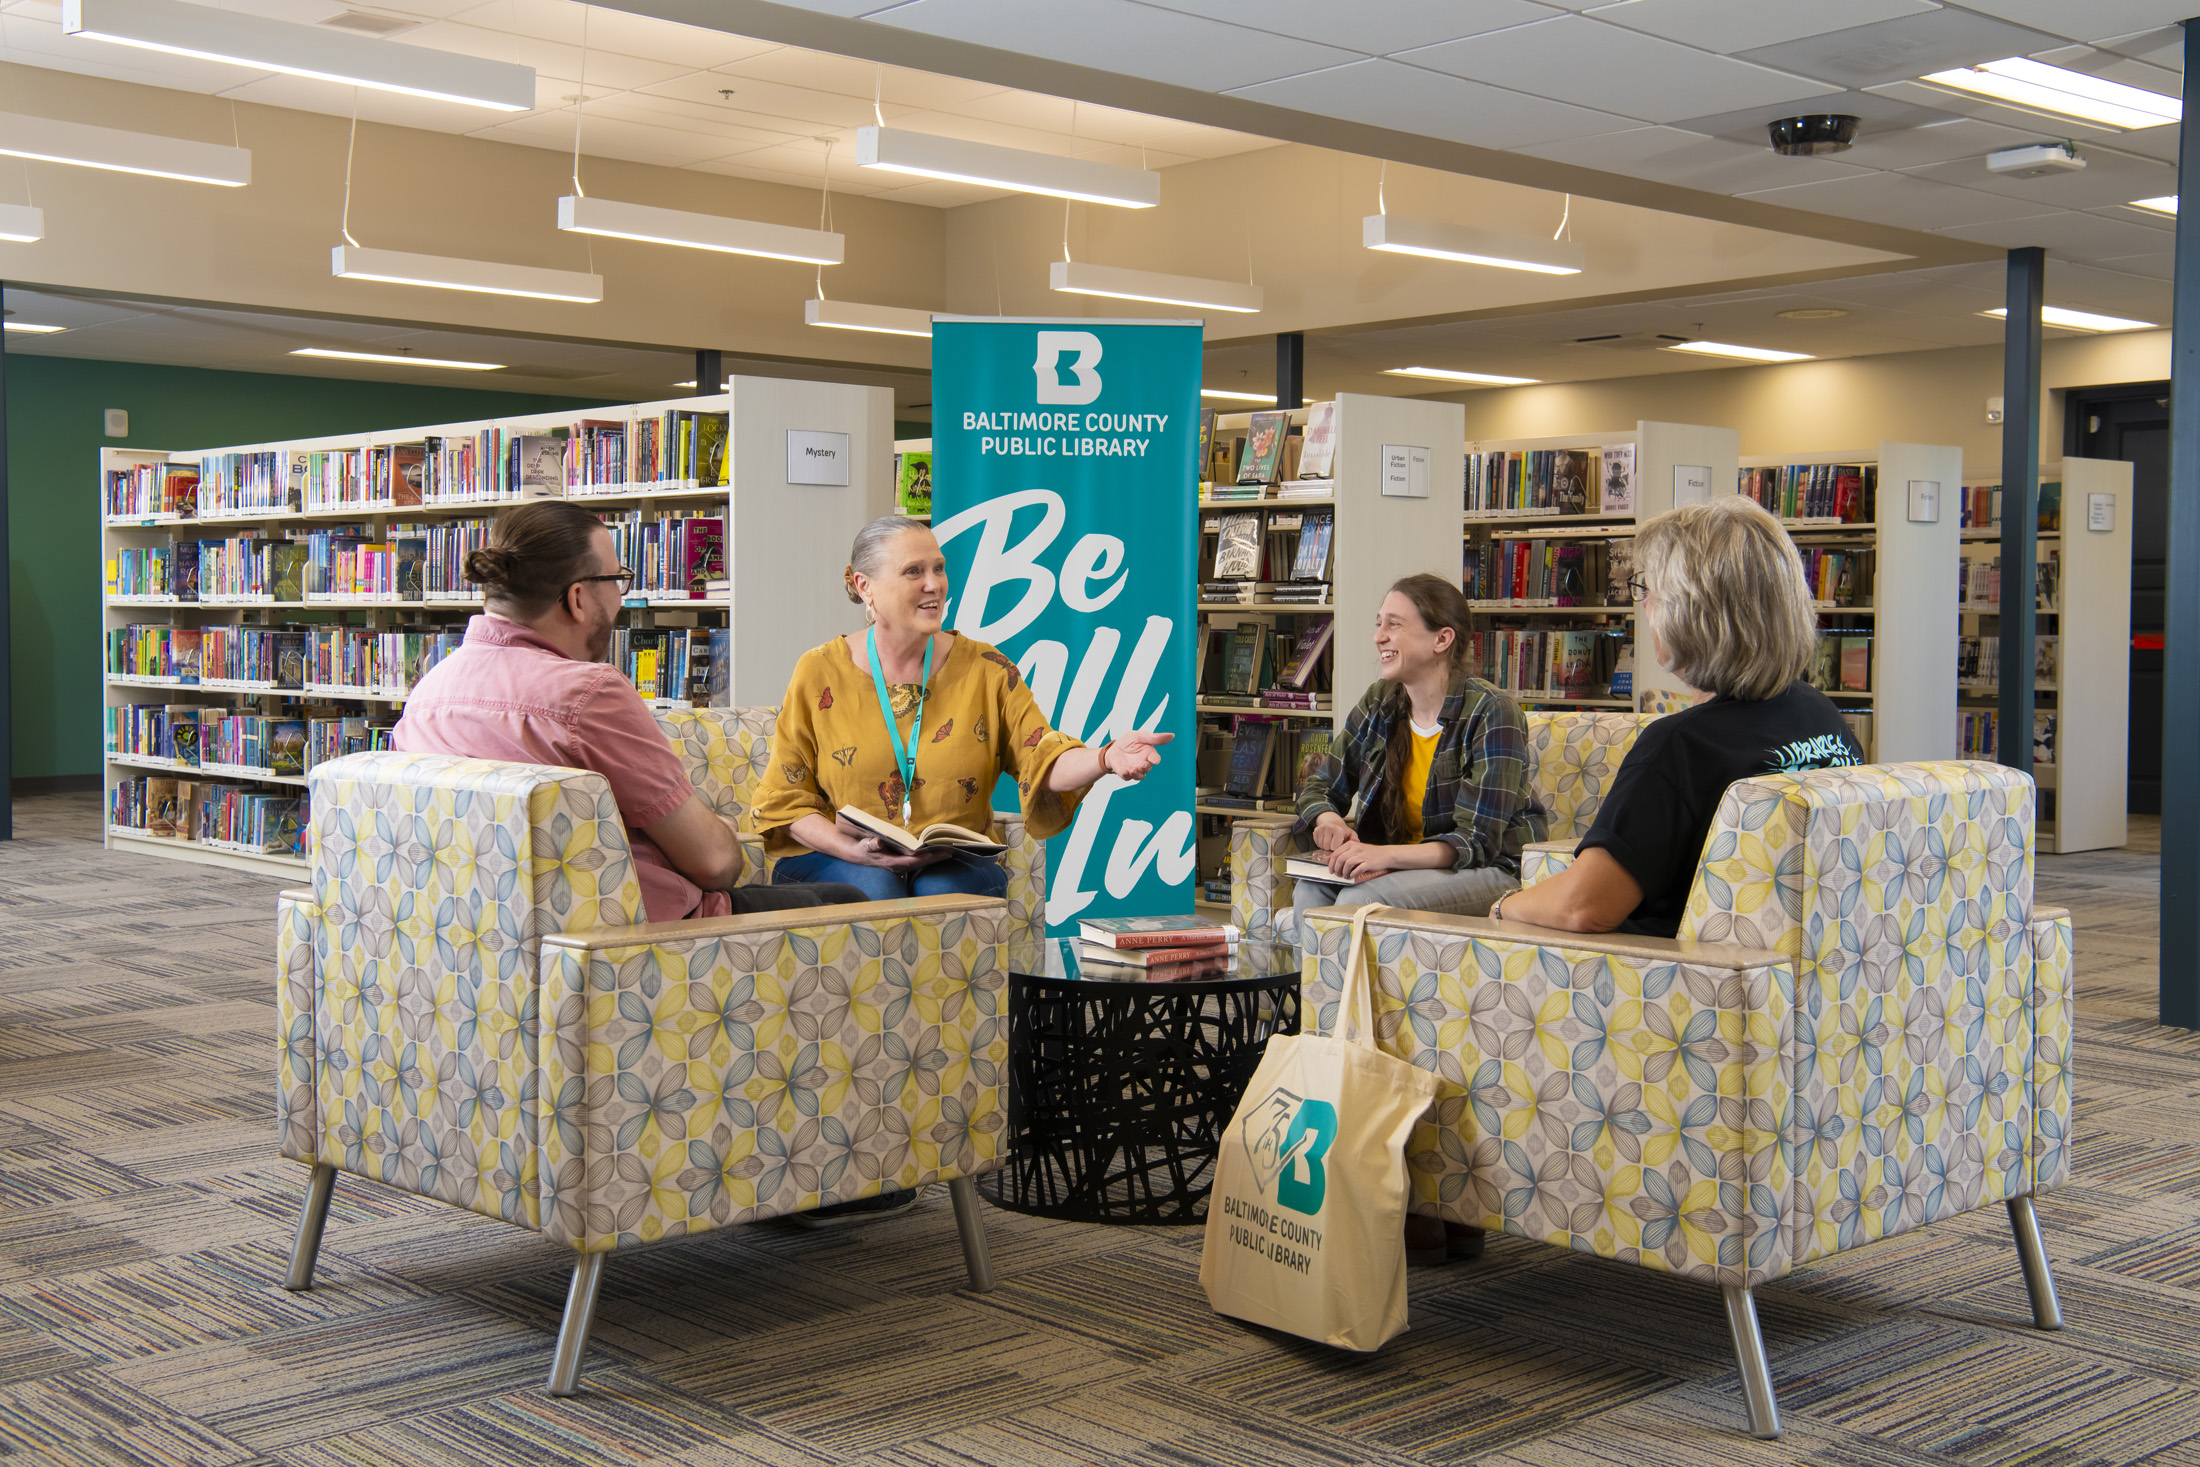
[1033,331,1104,405]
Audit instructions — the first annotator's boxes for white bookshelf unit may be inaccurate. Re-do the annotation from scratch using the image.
[1739,442,1962,764]
[100,380,892,878]
[1957,456,2131,854]
[1464,420,1739,713]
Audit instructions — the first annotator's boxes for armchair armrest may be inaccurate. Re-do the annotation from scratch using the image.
[990,812,1046,939]
[536,894,1014,1251]
[1296,903,1796,1287]
[1520,841,1575,888]
[2030,904,2074,1193]
[276,889,320,1166]
[1230,813,1306,941]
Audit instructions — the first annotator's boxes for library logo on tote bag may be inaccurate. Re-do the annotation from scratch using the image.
[1243,1086,1338,1217]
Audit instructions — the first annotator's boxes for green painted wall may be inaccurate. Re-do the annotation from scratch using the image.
[5,355,625,781]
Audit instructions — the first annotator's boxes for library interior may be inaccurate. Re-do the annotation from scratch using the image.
[3,0,2198,1461]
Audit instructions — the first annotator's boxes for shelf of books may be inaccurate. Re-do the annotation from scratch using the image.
[1463,421,1739,714]
[1190,394,1465,910]
[100,378,892,878]
[1735,442,1960,764]
[1954,457,2129,853]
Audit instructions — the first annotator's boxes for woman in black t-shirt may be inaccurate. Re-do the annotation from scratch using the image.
[1492,496,1862,938]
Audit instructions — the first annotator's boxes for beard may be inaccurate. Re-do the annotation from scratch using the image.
[586,606,618,663]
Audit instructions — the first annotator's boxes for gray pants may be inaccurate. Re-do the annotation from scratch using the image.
[1288,863,1518,946]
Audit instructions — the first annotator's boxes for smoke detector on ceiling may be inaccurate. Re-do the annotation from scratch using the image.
[1987,142,2085,177]
[1767,115,1859,156]
[319,10,418,36]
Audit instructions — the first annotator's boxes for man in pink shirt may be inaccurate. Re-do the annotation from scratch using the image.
[392,501,863,923]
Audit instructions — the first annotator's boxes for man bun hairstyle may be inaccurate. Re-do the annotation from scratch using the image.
[1375,572,1476,843]
[846,514,933,609]
[466,500,605,619]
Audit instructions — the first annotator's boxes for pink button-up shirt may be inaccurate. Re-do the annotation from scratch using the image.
[392,615,726,923]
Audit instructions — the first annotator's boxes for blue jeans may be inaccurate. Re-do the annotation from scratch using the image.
[773,849,1009,903]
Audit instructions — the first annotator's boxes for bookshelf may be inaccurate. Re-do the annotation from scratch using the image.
[1738,442,1962,764]
[1956,456,2130,853]
[100,380,892,878]
[1463,421,1739,714]
[1192,393,1465,911]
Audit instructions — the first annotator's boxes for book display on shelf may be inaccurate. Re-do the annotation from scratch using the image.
[99,380,891,879]
[1955,457,2127,853]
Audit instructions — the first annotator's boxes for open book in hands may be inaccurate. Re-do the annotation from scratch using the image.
[837,806,1008,858]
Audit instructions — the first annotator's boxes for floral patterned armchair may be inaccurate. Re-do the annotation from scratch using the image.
[277,750,1010,1395]
[653,705,1047,940]
[1232,708,1658,940]
[1297,760,2070,1437]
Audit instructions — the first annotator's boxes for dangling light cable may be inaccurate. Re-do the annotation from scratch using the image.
[339,87,360,247]
[570,6,588,196]
[1062,196,1072,262]
[873,62,884,128]
[1378,159,1387,215]
[1554,193,1571,241]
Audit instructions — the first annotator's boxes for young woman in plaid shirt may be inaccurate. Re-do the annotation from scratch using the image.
[1289,573,1547,943]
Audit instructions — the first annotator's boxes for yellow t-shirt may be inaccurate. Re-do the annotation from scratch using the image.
[752,631,1087,856]
[1398,722,1441,843]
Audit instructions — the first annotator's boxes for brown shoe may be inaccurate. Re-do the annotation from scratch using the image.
[1404,1213,1447,1265]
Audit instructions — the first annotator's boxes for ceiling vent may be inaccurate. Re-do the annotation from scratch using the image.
[1571,332,1692,350]
[318,11,418,36]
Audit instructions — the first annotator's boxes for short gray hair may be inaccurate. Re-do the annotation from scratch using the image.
[845,514,933,604]
[1634,496,1816,702]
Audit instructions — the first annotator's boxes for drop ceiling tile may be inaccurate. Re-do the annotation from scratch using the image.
[469,112,750,167]
[942,90,1198,145]
[1840,114,2046,168]
[1740,169,2064,228]
[686,156,895,196]
[1225,57,1633,149]
[2088,249,2172,279]
[735,0,890,14]
[1903,147,2176,211]
[1134,0,1551,55]
[1736,9,2069,88]
[1398,15,1843,123]
[2037,261,2174,314]
[1071,142,1198,169]
[863,109,1092,156]
[2092,26,2184,66]
[1586,0,1938,56]
[639,71,883,130]
[1511,125,1874,193]
[718,49,1007,111]
[1938,1,2198,44]
[392,21,693,89]
[574,92,815,146]
[1138,122,1285,158]
[1863,78,2128,139]
[2100,121,2180,161]
[446,0,783,67]
[1934,207,2180,261]
[860,178,1010,206]
[860,0,1357,92]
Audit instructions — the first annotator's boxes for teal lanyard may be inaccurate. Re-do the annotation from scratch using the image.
[866,626,932,822]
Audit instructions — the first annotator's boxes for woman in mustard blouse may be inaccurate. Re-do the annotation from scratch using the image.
[758,515,1171,902]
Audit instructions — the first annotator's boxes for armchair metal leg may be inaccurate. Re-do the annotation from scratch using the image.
[1721,1285,1782,1440]
[2007,1196,2065,1331]
[282,1163,337,1292]
[948,1175,996,1294]
[546,1253,607,1397]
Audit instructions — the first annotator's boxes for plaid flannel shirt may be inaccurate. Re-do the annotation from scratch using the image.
[1293,673,1546,875]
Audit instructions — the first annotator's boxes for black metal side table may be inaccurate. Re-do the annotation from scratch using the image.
[979,938,1302,1224]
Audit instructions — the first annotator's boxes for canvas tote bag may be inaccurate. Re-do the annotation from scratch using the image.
[1200,905,1443,1352]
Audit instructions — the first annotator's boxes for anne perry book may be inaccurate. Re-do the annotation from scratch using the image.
[836,806,1008,857]
[1079,915,1242,949]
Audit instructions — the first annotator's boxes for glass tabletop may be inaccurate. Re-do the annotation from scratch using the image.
[1004,937,1304,985]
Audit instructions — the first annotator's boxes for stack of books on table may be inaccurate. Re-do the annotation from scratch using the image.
[1076,916,1243,981]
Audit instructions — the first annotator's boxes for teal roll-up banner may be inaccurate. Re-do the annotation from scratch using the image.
[931,318,1201,932]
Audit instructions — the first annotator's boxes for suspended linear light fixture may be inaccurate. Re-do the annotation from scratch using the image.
[805,298,933,337]
[331,245,602,302]
[857,126,1159,208]
[62,0,533,111]
[1383,366,1540,386]
[1363,215,1583,274]
[0,111,248,185]
[1050,260,1260,313]
[0,203,43,242]
[557,195,843,263]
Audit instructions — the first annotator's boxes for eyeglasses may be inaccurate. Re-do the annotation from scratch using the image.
[1626,574,1649,604]
[572,567,635,593]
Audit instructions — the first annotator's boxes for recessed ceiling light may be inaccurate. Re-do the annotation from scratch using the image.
[1363,215,1583,275]
[1201,387,1311,402]
[3,321,66,333]
[1919,57,2179,131]
[63,0,532,111]
[331,245,602,303]
[1663,340,1813,363]
[672,380,734,390]
[1777,307,1848,320]
[1050,260,1262,314]
[857,126,1159,208]
[804,298,934,337]
[1383,366,1540,386]
[1982,305,2154,332]
[290,347,503,371]
[2130,195,2178,215]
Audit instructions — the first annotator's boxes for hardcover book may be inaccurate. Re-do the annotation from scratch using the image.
[836,806,1007,857]
[1237,411,1290,485]
[1298,401,1338,479]
[391,443,426,507]
[1225,721,1276,798]
[517,436,567,501]
[1212,512,1262,580]
[1553,449,1592,515]
[1276,615,1334,689]
[1601,443,1636,515]
[896,452,933,515]
[1078,915,1241,949]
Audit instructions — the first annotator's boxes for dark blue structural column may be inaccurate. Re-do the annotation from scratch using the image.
[694,348,722,398]
[1275,332,1303,412]
[2162,19,2200,1028]
[2000,247,2043,785]
[0,280,11,841]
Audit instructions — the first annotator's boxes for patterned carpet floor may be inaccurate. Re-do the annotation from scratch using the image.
[0,792,2193,1466]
